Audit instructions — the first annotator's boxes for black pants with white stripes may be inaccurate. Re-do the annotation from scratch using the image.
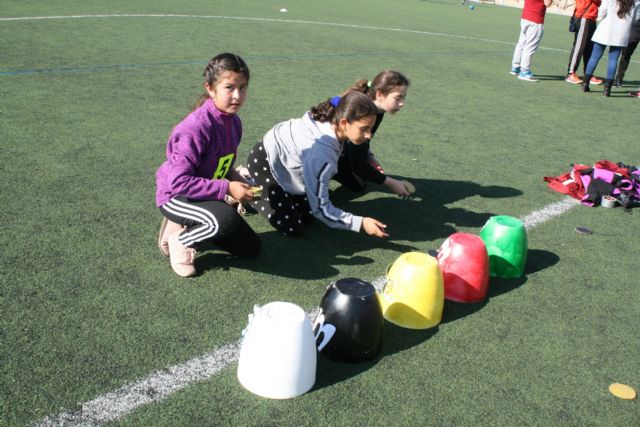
[160,197,260,257]
[246,140,314,237]
[567,18,597,75]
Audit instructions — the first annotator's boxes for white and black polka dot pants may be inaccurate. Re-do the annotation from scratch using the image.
[246,140,314,236]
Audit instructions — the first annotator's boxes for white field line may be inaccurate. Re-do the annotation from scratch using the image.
[39,342,241,427]
[36,199,578,426]
[38,307,322,427]
[519,197,580,230]
[0,13,573,54]
[1,13,638,76]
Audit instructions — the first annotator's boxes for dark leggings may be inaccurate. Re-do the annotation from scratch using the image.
[160,197,260,257]
[616,37,639,80]
[246,140,314,236]
[334,153,367,191]
[567,18,597,75]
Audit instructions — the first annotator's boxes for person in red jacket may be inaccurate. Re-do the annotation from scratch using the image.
[510,0,554,82]
[565,0,605,85]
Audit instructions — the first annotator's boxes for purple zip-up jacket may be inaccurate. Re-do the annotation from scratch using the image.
[156,99,242,207]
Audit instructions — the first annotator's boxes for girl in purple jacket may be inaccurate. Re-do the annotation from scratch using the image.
[156,53,260,277]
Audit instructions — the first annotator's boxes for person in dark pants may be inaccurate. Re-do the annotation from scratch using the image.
[614,17,640,86]
[566,0,604,85]
[331,70,413,196]
[582,0,638,96]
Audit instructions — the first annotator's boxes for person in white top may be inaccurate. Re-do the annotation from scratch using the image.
[582,0,640,95]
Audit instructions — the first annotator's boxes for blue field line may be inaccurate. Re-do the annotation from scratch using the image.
[0,50,489,77]
[0,60,206,76]
[11,12,640,79]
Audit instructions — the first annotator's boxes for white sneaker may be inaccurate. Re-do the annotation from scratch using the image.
[518,71,538,82]
[168,233,196,277]
[158,217,184,257]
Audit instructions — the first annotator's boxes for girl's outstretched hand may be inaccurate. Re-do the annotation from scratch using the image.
[228,181,252,202]
[384,177,411,197]
[362,217,389,238]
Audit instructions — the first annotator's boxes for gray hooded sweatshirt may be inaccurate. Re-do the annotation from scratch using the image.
[263,112,363,232]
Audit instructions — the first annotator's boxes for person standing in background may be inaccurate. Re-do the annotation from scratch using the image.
[582,0,638,96]
[510,0,554,82]
[613,6,640,86]
[565,0,605,85]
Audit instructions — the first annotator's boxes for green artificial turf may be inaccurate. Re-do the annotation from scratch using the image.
[1,0,639,425]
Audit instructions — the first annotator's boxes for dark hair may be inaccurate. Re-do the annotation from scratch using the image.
[341,70,410,99]
[310,91,377,125]
[617,0,635,18]
[193,53,250,110]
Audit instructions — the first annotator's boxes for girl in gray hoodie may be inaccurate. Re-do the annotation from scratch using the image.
[246,91,389,238]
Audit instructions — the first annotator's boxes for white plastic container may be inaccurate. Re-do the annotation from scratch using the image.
[237,302,316,399]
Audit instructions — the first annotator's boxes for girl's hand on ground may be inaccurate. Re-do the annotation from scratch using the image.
[228,181,252,202]
[384,177,411,196]
[362,217,389,238]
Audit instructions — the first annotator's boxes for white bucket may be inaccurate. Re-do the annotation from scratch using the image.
[237,301,316,399]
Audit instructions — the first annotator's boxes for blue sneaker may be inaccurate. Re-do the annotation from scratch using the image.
[518,70,538,82]
[510,67,521,76]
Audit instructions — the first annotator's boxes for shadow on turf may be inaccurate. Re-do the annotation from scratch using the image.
[196,178,522,279]
[331,177,522,243]
[532,74,565,81]
[440,248,560,324]
[311,322,439,392]
[268,247,558,392]
[196,228,418,279]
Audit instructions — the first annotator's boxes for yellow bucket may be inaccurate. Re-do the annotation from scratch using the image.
[380,252,444,329]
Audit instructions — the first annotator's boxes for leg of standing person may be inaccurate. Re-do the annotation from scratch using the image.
[603,46,622,97]
[566,18,599,83]
[511,20,527,75]
[566,18,590,83]
[246,140,309,237]
[160,197,261,276]
[614,38,639,86]
[583,41,606,92]
[581,20,603,85]
[517,20,544,81]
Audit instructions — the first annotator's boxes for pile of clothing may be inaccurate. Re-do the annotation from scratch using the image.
[544,160,640,210]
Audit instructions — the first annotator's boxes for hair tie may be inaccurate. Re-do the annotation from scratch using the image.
[330,96,341,108]
[367,81,372,88]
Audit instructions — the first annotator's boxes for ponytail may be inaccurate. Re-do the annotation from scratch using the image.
[310,91,377,125]
[340,79,370,97]
[310,98,336,122]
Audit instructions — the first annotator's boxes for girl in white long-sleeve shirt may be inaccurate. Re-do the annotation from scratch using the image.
[246,91,389,238]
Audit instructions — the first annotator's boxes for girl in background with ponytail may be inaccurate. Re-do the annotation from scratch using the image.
[246,91,389,238]
[332,70,412,197]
